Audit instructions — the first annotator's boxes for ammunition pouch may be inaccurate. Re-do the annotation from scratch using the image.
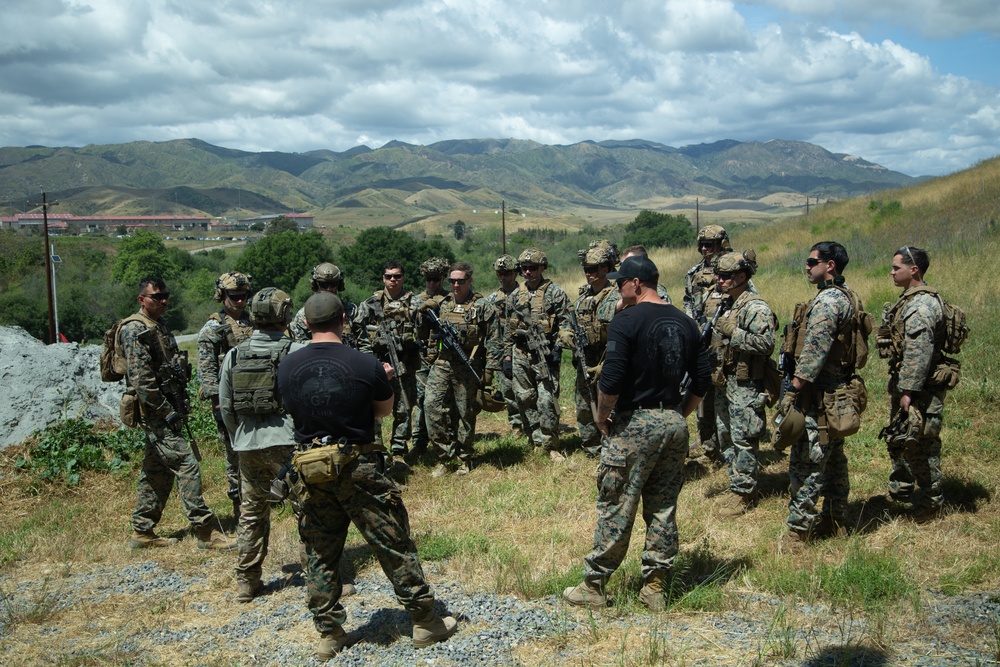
[120,388,141,428]
[821,375,867,439]
[875,323,893,359]
[292,441,382,485]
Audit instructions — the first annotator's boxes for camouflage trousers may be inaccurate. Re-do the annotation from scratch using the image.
[236,446,294,583]
[786,404,850,535]
[887,388,946,509]
[213,411,241,502]
[584,408,688,581]
[411,361,431,451]
[698,386,719,453]
[573,373,602,456]
[133,418,215,533]
[294,452,434,634]
[511,347,561,449]
[389,361,419,456]
[497,368,522,429]
[715,378,767,497]
[425,358,481,463]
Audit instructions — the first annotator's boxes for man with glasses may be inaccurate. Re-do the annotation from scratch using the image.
[356,261,421,465]
[484,254,523,433]
[411,257,452,462]
[122,277,233,550]
[777,242,870,548]
[422,262,499,476]
[563,255,711,612]
[197,271,254,518]
[562,240,620,457]
[289,263,358,348]
[684,226,732,463]
[502,248,571,458]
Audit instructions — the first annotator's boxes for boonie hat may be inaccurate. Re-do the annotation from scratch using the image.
[607,255,659,283]
[304,292,344,326]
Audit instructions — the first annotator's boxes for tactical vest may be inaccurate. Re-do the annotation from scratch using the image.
[716,295,778,381]
[524,280,554,335]
[374,290,417,343]
[230,338,292,415]
[687,260,718,320]
[575,283,615,349]
[881,285,966,361]
[440,293,486,354]
[208,311,253,362]
[788,284,872,375]
[118,313,181,374]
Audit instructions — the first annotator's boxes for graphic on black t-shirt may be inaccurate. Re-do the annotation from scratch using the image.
[285,356,352,416]
[645,317,687,379]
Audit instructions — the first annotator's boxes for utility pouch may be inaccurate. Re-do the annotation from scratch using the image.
[120,389,141,428]
[823,381,862,439]
[929,356,961,389]
[292,441,372,485]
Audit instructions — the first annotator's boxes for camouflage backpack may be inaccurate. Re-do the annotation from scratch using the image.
[100,313,156,382]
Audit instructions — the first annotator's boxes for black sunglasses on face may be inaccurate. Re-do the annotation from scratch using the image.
[383,273,404,280]
[449,277,469,285]
[805,257,822,268]
[141,292,170,301]
[583,265,599,273]
[521,264,540,271]
[716,272,734,280]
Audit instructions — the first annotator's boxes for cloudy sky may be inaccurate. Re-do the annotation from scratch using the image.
[1,0,998,177]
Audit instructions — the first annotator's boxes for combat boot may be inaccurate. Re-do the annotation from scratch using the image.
[411,608,458,648]
[813,515,848,539]
[639,570,668,612]
[778,529,810,554]
[314,624,347,660]
[236,577,261,603]
[130,530,178,549]
[562,575,608,609]
[195,525,237,551]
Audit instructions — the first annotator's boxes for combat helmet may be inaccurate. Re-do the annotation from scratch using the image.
[518,248,547,267]
[493,254,518,272]
[249,288,294,326]
[214,272,252,302]
[771,405,805,451]
[696,225,732,251]
[715,250,758,277]
[311,263,345,292]
[578,239,620,268]
[476,388,506,413]
[419,257,451,279]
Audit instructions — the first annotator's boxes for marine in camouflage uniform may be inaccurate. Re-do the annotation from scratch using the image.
[564,241,620,456]
[123,277,232,550]
[422,262,500,475]
[780,242,868,543]
[502,248,571,454]
[709,251,776,507]
[562,255,712,612]
[218,288,300,601]
[411,257,451,458]
[277,292,457,657]
[355,261,421,459]
[288,263,359,348]
[483,254,522,431]
[197,272,254,515]
[878,246,956,520]
[684,226,732,460]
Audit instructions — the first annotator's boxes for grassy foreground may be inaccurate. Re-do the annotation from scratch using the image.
[2,158,999,665]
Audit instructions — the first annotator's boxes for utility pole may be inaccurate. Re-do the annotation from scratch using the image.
[695,198,700,233]
[40,192,58,344]
[501,200,507,255]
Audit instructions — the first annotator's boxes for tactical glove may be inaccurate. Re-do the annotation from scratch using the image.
[483,369,494,387]
[777,390,799,417]
[164,411,183,432]
[586,363,603,383]
[714,315,737,338]
[557,329,576,351]
[419,299,439,313]
[502,358,513,380]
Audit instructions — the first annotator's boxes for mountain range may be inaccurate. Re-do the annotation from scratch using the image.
[0,138,917,219]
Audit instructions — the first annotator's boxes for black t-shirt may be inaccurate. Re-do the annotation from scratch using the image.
[278,342,393,444]
[599,302,711,410]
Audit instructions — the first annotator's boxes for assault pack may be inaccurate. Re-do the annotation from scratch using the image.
[230,339,293,415]
[100,313,157,382]
[877,285,969,358]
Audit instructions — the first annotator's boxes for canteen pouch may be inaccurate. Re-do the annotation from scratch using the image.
[822,379,864,439]
[120,389,141,428]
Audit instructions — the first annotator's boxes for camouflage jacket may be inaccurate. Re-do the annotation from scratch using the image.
[684,258,718,320]
[354,289,421,364]
[415,289,449,364]
[887,287,943,392]
[484,284,519,341]
[503,278,571,358]
[432,292,501,371]
[288,301,358,347]
[197,310,253,399]
[794,283,857,385]
[119,312,183,421]
[711,290,777,378]
[572,282,619,365]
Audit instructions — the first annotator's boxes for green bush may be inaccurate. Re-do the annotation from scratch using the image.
[14,419,145,485]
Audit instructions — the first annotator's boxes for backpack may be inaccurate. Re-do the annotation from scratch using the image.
[230,338,293,415]
[100,313,156,382]
[937,296,969,355]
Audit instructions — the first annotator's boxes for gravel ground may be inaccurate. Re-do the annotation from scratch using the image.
[2,556,997,666]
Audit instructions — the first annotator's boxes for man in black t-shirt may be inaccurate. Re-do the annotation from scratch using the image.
[278,292,458,659]
[563,256,711,613]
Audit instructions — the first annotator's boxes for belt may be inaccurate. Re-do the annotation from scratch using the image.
[301,439,385,454]
[629,401,679,411]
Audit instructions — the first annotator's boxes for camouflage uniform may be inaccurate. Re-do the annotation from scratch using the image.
[355,289,421,456]
[881,286,949,510]
[121,313,216,534]
[412,261,450,453]
[786,283,859,534]
[424,293,499,464]
[504,277,570,449]
[685,259,722,454]
[571,282,619,455]
[484,282,521,430]
[711,290,776,497]
[197,310,253,503]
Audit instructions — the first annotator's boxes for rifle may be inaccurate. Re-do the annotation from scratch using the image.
[567,309,599,422]
[366,300,411,413]
[139,328,201,461]
[682,297,731,393]
[514,310,554,383]
[426,309,482,384]
[775,320,798,405]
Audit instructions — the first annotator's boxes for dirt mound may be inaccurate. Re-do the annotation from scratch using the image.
[0,326,124,449]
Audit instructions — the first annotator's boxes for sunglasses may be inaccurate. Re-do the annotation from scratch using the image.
[521,264,540,271]
[449,277,469,285]
[496,269,514,276]
[425,276,442,282]
[716,272,734,280]
[582,265,600,273]
[383,273,404,280]
[806,257,825,268]
[615,278,635,289]
[141,292,170,302]
[226,292,249,300]
[699,242,716,248]
[901,246,916,265]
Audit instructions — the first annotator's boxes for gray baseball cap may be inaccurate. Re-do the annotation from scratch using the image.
[304,292,344,326]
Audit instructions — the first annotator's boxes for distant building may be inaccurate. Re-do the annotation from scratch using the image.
[237,212,314,229]
[0,213,211,233]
